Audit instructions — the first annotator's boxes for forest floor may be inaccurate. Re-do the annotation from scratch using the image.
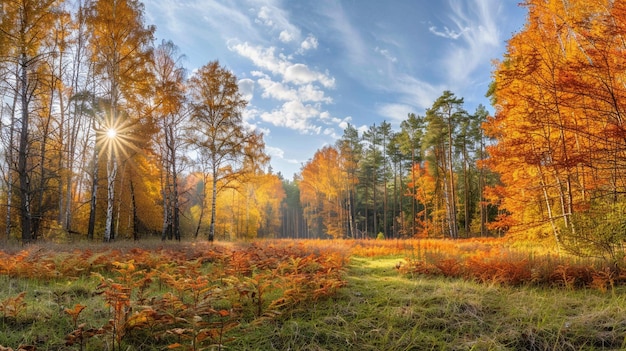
[1,239,626,350]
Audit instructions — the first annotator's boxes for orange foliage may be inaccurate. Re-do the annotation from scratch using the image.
[487,0,626,241]
[0,292,27,320]
[213,172,285,240]
[385,238,623,290]
[0,240,348,349]
[407,162,441,237]
[300,146,355,238]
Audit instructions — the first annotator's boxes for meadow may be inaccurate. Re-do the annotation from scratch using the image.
[1,238,626,350]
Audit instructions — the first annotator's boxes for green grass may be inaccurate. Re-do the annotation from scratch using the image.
[232,255,626,350]
[0,275,106,349]
[3,246,626,350]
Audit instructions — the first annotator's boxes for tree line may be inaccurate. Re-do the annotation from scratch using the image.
[282,92,500,240]
[0,0,281,244]
[282,0,626,258]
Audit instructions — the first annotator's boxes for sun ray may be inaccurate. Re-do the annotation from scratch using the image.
[95,112,145,165]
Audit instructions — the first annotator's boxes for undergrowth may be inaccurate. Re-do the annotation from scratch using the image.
[0,240,346,350]
[1,238,626,350]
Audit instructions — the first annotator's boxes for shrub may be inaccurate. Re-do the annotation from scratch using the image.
[560,201,626,267]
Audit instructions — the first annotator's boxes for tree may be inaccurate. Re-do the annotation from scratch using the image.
[470,105,491,236]
[0,0,64,243]
[486,0,626,254]
[187,60,260,242]
[387,132,404,238]
[398,113,425,236]
[361,123,383,236]
[300,146,351,238]
[220,131,273,240]
[220,171,284,240]
[151,40,187,241]
[58,0,93,235]
[336,124,362,238]
[407,162,438,237]
[280,176,306,238]
[255,173,285,238]
[378,121,392,238]
[36,0,102,241]
[423,91,465,239]
[86,0,155,242]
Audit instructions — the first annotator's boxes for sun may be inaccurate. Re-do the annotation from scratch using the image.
[97,118,138,161]
[95,110,146,164]
[106,128,117,139]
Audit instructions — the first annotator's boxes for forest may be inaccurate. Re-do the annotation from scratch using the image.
[6,0,626,349]
[2,0,626,261]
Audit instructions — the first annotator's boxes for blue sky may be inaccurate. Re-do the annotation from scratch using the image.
[143,0,527,179]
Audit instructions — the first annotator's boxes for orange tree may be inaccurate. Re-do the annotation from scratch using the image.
[300,146,354,238]
[487,0,626,261]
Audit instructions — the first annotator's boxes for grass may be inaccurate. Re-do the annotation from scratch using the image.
[0,275,103,349]
[2,239,626,350]
[232,254,626,350]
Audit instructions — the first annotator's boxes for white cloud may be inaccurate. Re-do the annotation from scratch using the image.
[228,42,287,75]
[229,39,337,134]
[211,1,340,137]
[265,145,284,159]
[299,34,319,52]
[375,46,397,63]
[438,0,503,84]
[256,6,274,27]
[144,1,262,50]
[305,112,354,140]
[258,78,298,101]
[256,78,331,103]
[322,127,341,139]
[238,78,255,101]
[284,64,335,88]
[377,103,417,124]
[279,30,295,43]
[228,42,334,88]
[227,31,339,138]
[298,84,332,103]
[428,25,470,40]
[254,4,300,43]
[260,100,322,135]
[338,116,353,131]
[321,2,368,66]
[241,106,261,123]
[372,73,442,112]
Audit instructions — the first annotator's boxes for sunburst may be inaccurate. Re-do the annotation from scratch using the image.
[96,114,142,162]
[106,128,117,139]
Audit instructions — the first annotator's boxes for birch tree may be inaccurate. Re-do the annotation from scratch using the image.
[151,40,187,241]
[0,0,64,243]
[187,61,256,242]
[86,0,154,241]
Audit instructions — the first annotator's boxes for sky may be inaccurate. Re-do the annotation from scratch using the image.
[143,0,528,179]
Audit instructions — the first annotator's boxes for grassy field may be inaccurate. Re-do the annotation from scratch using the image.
[1,239,626,350]
[233,255,626,350]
